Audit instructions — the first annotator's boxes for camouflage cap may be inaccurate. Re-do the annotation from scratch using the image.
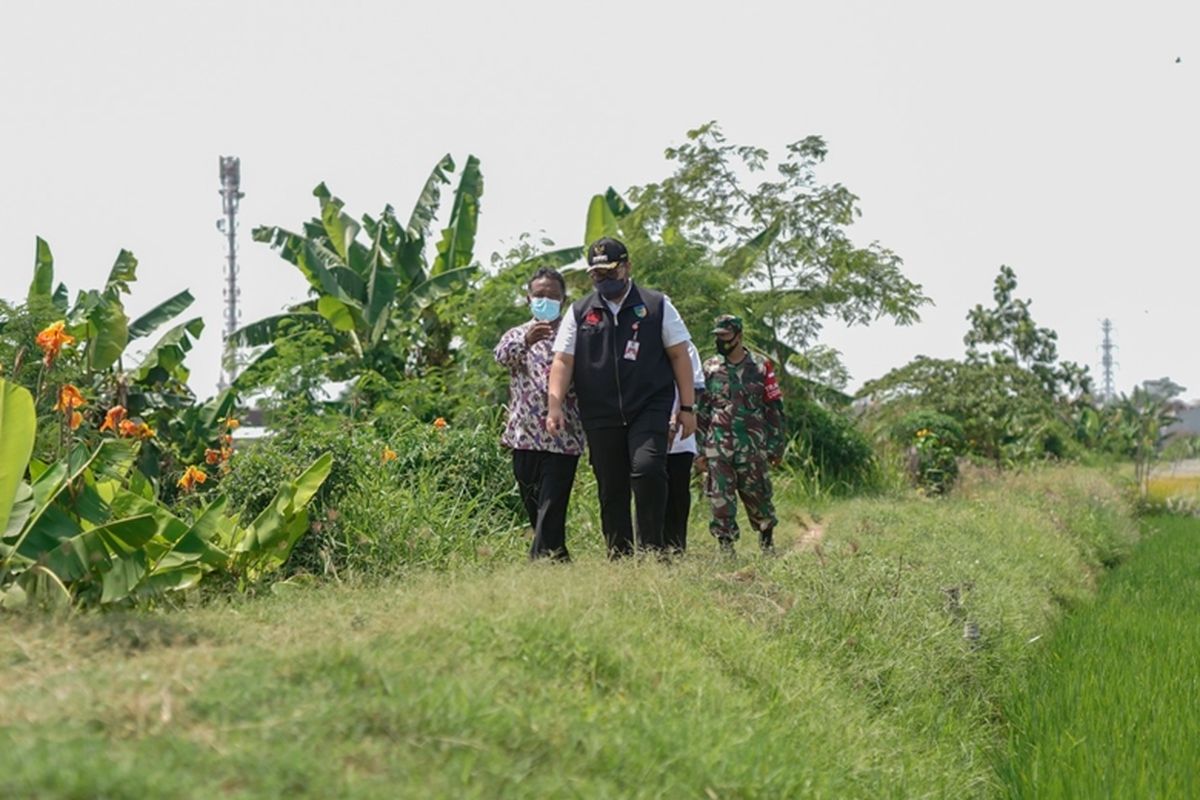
[712,314,743,334]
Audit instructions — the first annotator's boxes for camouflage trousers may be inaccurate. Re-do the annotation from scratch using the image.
[705,453,776,542]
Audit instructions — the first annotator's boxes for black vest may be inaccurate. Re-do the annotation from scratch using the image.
[570,283,675,430]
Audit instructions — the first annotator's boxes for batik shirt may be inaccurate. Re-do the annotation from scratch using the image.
[495,320,586,455]
[696,351,786,461]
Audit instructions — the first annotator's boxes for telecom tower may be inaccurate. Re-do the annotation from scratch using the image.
[1099,318,1117,403]
[217,156,243,390]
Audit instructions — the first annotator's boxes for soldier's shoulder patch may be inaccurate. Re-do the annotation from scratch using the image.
[703,356,724,374]
[762,358,782,402]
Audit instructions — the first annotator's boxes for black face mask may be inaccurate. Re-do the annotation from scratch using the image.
[597,277,628,300]
[716,336,739,356]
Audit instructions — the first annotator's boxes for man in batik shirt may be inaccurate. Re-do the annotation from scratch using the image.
[494,267,585,560]
[696,315,786,555]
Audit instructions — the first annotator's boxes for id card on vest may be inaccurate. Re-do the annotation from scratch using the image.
[623,340,640,361]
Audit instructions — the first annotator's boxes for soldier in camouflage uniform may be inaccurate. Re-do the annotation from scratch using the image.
[695,315,786,554]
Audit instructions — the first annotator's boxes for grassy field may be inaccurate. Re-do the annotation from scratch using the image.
[997,514,1200,799]
[0,468,1135,798]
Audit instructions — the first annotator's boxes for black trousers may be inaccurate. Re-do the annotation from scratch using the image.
[585,414,669,557]
[664,452,694,553]
[512,449,580,561]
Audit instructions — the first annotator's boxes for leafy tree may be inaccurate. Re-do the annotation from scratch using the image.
[861,265,1107,466]
[1141,376,1187,403]
[625,122,930,390]
[964,265,1090,398]
[860,356,1061,464]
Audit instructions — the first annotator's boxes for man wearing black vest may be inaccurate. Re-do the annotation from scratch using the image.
[546,238,697,556]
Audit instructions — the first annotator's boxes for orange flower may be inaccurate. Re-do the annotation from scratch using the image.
[205,448,222,465]
[35,321,75,367]
[381,447,398,463]
[68,410,83,430]
[118,418,155,440]
[100,405,127,433]
[224,417,240,430]
[177,465,207,492]
[222,433,234,446]
[54,384,86,413]
[433,417,448,430]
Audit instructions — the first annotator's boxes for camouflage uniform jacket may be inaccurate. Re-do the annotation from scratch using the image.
[696,351,785,461]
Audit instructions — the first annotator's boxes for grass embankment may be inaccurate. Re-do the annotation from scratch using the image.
[0,469,1134,798]
[998,515,1200,799]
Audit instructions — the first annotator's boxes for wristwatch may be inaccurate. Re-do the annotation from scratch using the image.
[679,404,694,413]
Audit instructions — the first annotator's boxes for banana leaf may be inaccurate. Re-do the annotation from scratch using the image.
[27,237,55,303]
[234,453,332,572]
[40,514,157,585]
[253,226,355,304]
[1,565,71,610]
[313,183,361,263]
[585,194,621,245]
[84,297,130,373]
[317,296,358,332]
[394,265,477,316]
[0,380,36,534]
[51,283,70,314]
[431,155,482,276]
[128,290,195,340]
[134,565,203,598]
[230,311,326,349]
[407,154,455,241]
[364,260,398,335]
[104,250,138,297]
[132,317,204,384]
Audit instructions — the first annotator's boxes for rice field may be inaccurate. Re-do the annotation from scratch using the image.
[998,515,1200,799]
[1144,473,1200,505]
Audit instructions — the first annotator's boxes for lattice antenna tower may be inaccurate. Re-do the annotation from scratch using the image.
[217,156,244,390]
[1099,318,1118,403]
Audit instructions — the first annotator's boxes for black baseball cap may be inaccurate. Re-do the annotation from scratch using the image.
[586,237,629,269]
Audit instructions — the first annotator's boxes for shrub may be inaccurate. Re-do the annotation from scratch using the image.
[892,410,964,495]
[221,411,525,576]
[785,395,878,495]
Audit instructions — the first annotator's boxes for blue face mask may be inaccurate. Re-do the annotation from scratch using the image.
[530,296,562,322]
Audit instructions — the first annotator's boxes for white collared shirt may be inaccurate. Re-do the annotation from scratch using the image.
[669,341,706,455]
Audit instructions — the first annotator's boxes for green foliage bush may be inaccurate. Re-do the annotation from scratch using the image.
[892,410,963,494]
[784,395,878,495]
[222,411,525,576]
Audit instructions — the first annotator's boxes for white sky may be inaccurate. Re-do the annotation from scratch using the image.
[2,0,1196,399]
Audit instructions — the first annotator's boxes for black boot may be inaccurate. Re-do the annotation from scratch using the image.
[718,538,737,557]
[759,528,776,556]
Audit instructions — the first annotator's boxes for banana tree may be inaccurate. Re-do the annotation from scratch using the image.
[233,154,487,391]
[19,238,229,489]
[26,238,206,415]
[1116,387,1181,496]
[0,378,331,608]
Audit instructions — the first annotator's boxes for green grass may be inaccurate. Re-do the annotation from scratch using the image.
[997,515,1200,799]
[0,468,1136,798]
